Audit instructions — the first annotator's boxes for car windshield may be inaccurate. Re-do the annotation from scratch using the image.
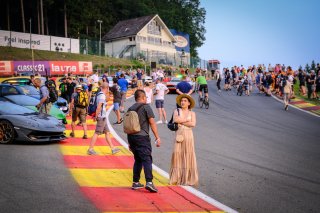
[19,85,39,95]
[2,78,31,85]
[5,95,39,106]
[170,78,181,82]
[0,102,35,115]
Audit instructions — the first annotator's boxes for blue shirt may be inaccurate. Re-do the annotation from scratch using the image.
[137,72,143,80]
[118,78,128,92]
[176,81,192,94]
[116,71,121,78]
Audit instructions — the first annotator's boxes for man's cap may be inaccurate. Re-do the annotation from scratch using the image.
[75,85,83,90]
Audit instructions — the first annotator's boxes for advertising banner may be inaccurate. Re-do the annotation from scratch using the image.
[170,29,190,53]
[0,61,14,76]
[78,61,93,75]
[0,30,79,53]
[0,61,93,76]
[13,61,50,76]
[49,61,79,76]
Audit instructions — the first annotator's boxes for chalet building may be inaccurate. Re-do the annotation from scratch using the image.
[103,14,189,66]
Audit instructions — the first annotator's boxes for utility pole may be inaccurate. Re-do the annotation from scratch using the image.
[97,20,103,56]
[29,18,32,49]
[40,0,44,34]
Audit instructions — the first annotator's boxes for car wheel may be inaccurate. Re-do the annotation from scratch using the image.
[0,120,15,144]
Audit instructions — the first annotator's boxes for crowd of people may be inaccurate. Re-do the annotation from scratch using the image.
[31,62,319,194]
[218,63,320,109]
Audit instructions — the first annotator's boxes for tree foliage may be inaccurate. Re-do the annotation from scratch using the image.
[0,0,206,57]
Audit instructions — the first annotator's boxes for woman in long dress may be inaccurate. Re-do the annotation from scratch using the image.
[169,94,198,186]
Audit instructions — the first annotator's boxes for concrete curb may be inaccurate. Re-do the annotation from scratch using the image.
[106,95,238,213]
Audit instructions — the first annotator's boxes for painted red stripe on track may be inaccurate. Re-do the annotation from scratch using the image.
[81,186,221,212]
[59,138,121,146]
[301,106,320,111]
[290,101,307,105]
[64,156,133,169]
[65,124,97,130]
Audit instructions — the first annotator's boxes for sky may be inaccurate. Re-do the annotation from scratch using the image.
[198,0,320,70]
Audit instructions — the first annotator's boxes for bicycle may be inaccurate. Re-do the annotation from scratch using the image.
[198,94,209,109]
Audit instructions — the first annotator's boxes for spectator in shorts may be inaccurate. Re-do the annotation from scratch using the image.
[70,85,88,139]
[109,77,123,125]
[87,82,121,155]
[117,73,129,113]
[33,78,52,115]
[154,78,169,124]
[137,69,143,88]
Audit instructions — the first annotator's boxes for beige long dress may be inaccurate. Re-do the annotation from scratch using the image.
[169,113,199,186]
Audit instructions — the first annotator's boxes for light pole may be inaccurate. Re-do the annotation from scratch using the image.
[180,49,186,67]
[97,19,103,56]
[29,18,32,49]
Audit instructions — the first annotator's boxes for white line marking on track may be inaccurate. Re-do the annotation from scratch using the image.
[271,94,320,118]
[106,95,238,213]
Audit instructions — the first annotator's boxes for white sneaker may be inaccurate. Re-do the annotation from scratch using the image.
[164,120,168,124]
[156,120,163,124]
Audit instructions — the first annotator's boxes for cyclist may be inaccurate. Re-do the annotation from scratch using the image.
[196,73,209,102]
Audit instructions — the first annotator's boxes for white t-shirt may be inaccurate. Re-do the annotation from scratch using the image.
[91,74,99,83]
[144,88,153,104]
[155,83,168,100]
[158,71,164,78]
[96,92,107,118]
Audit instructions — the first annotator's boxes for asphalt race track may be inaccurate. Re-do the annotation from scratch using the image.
[111,81,320,213]
[0,80,319,213]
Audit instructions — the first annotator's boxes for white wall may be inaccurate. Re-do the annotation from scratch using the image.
[105,38,135,57]
[0,30,79,53]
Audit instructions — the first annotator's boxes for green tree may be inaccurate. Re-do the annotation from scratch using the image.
[311,60,316,71]
[305,64,310,73]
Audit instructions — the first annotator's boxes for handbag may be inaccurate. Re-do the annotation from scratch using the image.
[167,108,180,131]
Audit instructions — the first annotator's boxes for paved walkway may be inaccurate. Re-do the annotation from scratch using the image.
[59,91,234,213]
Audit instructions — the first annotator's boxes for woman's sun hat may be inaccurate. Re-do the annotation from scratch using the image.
[176,94,195,109]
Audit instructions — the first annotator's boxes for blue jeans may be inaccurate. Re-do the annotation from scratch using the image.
[127,134,153,182]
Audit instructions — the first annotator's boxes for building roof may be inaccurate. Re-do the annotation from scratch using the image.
[103,15,155,41]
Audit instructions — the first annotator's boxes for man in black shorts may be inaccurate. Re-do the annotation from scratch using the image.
[196,73,209,101]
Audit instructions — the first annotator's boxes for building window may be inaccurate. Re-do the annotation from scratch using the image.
[147,20,161,35]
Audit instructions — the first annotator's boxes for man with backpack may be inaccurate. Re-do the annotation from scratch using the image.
[109,77,123,125]
[125,89,161,193]
[70,85,89,139]
[33,78,52,114]
[59,78,68,101]
[87,82,120,155]
[66,77,76,103]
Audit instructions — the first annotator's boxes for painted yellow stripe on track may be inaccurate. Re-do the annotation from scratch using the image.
[66,119,98,125]
[60,146,131,156]
[64,130,118,138]
[294,103,315,108]
[70,168,169,187]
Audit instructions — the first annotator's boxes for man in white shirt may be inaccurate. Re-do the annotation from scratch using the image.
[87,82,120,155]
[154,78,169,124]
[90,71,99,84]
